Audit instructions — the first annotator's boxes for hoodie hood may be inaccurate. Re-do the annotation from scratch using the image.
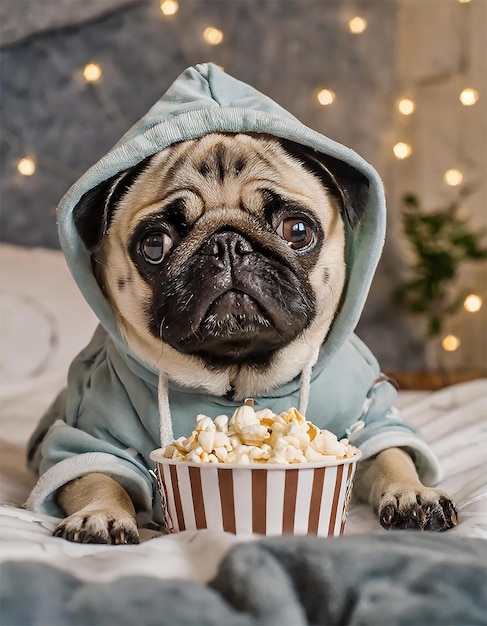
[57,63,386,387]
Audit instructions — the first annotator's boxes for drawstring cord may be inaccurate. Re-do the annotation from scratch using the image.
[158,371,174,448]
[297,347,320,416]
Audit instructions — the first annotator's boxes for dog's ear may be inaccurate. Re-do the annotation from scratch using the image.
[72,156,154,252]
[281,140,370,228]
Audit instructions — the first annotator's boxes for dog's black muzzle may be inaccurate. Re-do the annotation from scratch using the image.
[149,229,315,367]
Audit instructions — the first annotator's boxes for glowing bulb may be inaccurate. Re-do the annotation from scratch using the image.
[160,0,179,15]
[393,142,413,159]
[203,27,224,45]
[17,157,36,176]
[460,88,479,106]
[444,169,463,186]
[464,294,482,312]
[442,335,461,352]
[458,0,471,3]
[397,98,416,115]
[317,89,336,105]
[83,63,102,83]
[348,16,367,34]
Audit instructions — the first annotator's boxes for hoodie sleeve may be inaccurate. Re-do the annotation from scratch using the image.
[345,337,442,486]
[25,328,155,524]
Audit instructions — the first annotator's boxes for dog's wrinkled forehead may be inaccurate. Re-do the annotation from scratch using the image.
[72,132,369,253]
[121,134,329,228]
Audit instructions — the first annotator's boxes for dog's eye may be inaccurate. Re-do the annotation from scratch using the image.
[276,218,314,250]
[139,232,172,264]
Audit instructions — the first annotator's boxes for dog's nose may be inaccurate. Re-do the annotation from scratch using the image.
[199,230,253,263]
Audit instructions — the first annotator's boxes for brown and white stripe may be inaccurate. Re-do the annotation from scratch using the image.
[154,454,360,537]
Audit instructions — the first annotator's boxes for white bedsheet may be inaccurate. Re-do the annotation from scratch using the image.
[1,244,486,584]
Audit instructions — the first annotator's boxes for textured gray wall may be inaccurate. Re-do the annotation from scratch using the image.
[1,0,398,247]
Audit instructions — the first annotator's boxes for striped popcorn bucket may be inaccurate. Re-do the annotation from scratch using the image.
[150,450,361,536]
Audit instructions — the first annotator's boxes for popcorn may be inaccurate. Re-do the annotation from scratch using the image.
[162,399,357,465]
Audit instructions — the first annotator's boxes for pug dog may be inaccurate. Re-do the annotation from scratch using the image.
[50,133,457,544]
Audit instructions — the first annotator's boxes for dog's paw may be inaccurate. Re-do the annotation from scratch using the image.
[53,508,139,545]
[378,486,458,531]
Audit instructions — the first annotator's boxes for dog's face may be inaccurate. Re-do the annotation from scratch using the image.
[74,133,368,398]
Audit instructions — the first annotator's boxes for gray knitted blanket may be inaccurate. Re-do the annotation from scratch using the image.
[2,533,486,625]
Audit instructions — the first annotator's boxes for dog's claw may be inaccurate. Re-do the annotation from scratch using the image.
[442,496,458,523]
[380,504,395,527]
[416,504,427,524]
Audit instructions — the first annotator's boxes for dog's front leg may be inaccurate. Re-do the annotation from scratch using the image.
[354,447,457,531]
[53,473,139,544]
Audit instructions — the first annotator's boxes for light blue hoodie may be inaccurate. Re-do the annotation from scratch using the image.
[26,64,441,526]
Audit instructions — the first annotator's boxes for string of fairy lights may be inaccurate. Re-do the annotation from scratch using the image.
[11,0,484,356]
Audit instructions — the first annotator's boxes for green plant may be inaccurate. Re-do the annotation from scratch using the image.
[395,189,487,338]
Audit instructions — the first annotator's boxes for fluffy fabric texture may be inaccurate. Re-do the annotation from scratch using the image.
[1,534,486,625]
